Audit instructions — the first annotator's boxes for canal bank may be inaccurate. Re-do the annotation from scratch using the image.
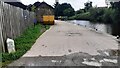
[8,20,119,66]
[66,20,120,37]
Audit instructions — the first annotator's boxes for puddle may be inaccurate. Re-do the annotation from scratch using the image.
[68,49,72,53]
[66,32,82,36]
[99,60,104,63]
[51,60,62,63]
[103,58,117,63]
[42,45,47,47]
[99,58,117,63]
[98,49,120,56]
[82,60,102,66]
[91,58,95,61]
[104,51,110,56]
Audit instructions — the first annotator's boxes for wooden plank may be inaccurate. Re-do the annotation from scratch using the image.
[0,1,5,52]
[0,1,36,52]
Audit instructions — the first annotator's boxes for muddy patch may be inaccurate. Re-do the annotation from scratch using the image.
[98,49,120,56]
[65,32,82,36]
[68,49,72,53]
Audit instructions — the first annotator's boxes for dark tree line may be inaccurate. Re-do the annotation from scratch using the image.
[54,3,75,18]
[69,1,120,24]
[84,1,92,12]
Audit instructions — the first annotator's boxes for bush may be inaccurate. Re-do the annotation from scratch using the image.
[69,7,120,24]
[69,12,90,20]
[102,8,114,23]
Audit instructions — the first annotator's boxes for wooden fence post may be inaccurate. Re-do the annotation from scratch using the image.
[0,1,5,52]
[0,1,36,52]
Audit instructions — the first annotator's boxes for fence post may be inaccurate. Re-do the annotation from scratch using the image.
[0,1,36,52]
[0,1,5,52]
[0,18,5,52]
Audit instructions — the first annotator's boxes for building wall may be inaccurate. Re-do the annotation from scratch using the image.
[36,4,54,22]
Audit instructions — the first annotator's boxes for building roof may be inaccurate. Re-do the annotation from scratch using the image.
[33,1,41,8]
[0,0,26,9]
[33,1,54,9]
[4,2,27,10]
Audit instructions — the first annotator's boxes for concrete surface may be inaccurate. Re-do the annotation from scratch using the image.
[23,20,118,57]
[8,52,118,66]
[8,20,119,67]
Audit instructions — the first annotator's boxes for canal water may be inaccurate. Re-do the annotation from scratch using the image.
[66,20,120,36]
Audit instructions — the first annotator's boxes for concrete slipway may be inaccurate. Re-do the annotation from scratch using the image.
[8,20,119,67]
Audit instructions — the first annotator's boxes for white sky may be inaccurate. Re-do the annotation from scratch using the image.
[21,0,107,10]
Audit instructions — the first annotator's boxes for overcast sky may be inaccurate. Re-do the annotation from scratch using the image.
[21,0,107,10]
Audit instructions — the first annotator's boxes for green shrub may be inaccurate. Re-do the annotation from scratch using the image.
[69,12,90,20]
[77,12,90,20]
[69,7,120,24]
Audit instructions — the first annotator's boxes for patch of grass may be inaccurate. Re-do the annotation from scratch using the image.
[1,23,50,67]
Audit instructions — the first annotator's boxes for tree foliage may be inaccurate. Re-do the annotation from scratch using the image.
[63,8,75,17]
[84,1,92,12]
[70,1,120,24]
[76,9,85,14]
[110,1,120,10]
[54,3,75,17]
[31,5,36,12]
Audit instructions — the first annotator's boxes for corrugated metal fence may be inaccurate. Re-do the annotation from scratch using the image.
[0,1,35,52]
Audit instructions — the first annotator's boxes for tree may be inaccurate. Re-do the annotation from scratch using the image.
[76,9,85,14]
[110,1,120,23]
[31,5,36,12]
[54,4,62,17]
[110,1,120,10]
[54,3,75,17]
[84,1,92,12]
[102,8,114,23]
[63,8,75,17]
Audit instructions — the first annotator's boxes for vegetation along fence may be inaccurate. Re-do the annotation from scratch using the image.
[0,1,36,52]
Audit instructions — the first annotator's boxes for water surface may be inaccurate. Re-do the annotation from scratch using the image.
[67,20,120,36]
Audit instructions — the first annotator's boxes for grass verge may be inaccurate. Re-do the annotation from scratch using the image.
[1,23,50,67]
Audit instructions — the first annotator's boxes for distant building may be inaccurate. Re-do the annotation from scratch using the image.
[105,0,120,7]
[35,2,54,23]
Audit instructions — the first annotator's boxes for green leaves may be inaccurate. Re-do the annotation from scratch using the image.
[63,8,75,17]
[55,3,75,17]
